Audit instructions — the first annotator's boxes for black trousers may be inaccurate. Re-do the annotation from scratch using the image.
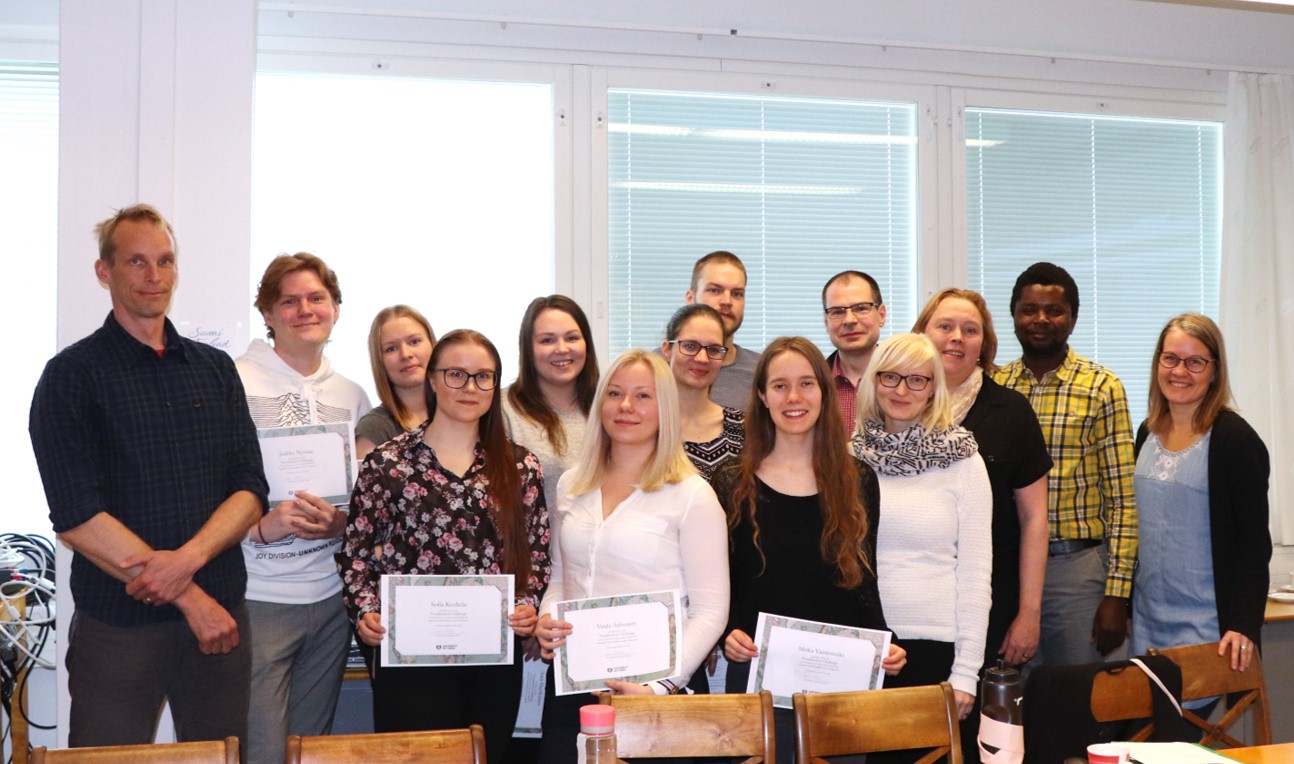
[371,636,525,764]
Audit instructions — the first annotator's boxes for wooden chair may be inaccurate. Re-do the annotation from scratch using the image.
[1089,641,1270,748]
[599,690,775,762]
[793,682,962,764]
[285,726,486,764]
[30,737,238,763]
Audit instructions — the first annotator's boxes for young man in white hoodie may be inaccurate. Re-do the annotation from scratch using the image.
[236,253,371,764]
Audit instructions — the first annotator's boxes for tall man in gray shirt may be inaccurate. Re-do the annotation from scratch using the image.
[685,250,760,410]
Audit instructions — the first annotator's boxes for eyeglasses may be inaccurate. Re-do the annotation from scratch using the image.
[434,368,499,390]
[824,302,879,321]
[876,371,932,392]
[1158,353,1212,373]
[667,339,728,360]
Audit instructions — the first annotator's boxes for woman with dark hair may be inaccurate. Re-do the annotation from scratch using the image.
[662,303,745,481]
[339,329,550,763]
[719,337,906,764]
[503,295,600,511]
[355,304,436,458]
[853,333,991,723]
[1132,313,1269,673]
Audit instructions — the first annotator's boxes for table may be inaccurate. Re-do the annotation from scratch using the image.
[1225,742,1294,764]
[1266,598,1294,623]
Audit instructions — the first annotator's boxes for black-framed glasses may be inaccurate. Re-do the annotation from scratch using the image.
[1158,353,1212,373]
[876,371,932,392]
[824,302,879,321]
[667,339,728,360]
[434,367,499,390]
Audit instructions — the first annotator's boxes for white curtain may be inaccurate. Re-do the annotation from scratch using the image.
[1221,72,1294,546]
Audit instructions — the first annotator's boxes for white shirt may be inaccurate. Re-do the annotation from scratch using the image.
[540,470,730,684]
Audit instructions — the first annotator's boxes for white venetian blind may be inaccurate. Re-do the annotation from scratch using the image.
[965,108,1221,424]
[607,89,918,356]
[3,63,59,537]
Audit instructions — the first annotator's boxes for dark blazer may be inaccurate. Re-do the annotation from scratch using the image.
[1134,409,1271,645]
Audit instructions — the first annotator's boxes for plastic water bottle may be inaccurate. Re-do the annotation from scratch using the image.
[576,704,617,764]
[978,659,1024,764]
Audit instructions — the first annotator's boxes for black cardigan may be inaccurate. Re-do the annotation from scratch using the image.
[1134,409,1272,645]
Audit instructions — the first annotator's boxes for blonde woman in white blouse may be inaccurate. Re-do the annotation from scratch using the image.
[852,333,992,723]
[535,349,729,764]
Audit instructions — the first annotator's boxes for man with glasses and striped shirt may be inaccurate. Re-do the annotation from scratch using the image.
[822,270,888,426]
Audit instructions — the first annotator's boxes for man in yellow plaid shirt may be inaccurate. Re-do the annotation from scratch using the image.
[994,262,1137,667]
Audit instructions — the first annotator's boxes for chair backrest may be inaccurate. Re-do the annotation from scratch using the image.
[1089,642,1271,748]
[793,682,962,764]
[285,726,486,764]
[30,737,238,764]
[599,690,775,762]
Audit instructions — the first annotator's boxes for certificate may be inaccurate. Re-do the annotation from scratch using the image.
[257,423,355,506]
[380,574,515,667]
[554,589,681,695]
[746,612,891,708]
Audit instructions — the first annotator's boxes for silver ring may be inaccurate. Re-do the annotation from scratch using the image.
[1240,645,1248,651]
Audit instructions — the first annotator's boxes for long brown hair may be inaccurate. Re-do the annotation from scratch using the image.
[1146,312,1234,435]
[727,337,872,588]
[429,329,532,596]
[367,305,436,431]
[507,295,600,454]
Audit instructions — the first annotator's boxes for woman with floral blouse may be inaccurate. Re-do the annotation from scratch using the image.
[339,329,550,764]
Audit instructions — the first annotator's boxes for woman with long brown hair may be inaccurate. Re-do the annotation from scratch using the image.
[718,337,905,763]
[339,329,550,763]
[355,304,436,458]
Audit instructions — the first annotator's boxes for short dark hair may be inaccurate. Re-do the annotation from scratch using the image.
[253,253,343,340]
[1008,262,1079,318]
[690,251,747,294]
[822,270,883,309]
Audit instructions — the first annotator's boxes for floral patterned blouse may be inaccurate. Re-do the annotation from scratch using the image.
[338,423,552,622]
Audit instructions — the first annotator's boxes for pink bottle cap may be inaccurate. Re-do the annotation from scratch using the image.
[580,704,615,735]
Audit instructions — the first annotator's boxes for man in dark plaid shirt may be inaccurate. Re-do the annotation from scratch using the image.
[29,204,269,749]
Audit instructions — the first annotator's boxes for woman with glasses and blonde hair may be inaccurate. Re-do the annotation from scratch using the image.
[503,295,600,513]
[718,337,906,764]
[355,305,436,458]
[339,329,550,763]
[535,350,728,763]
[662,304,745,481]
[853,333,991,723]
[1131,313,1269,673]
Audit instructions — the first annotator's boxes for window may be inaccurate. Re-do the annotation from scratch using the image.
[3,63,58,537]
[252,72,557,395]
[607,89,918,357]
[965,108,1222,424]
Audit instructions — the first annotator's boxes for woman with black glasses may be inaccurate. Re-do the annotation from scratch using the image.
[1131,313,1269,674]
[852,333,991,724]
[339,329,550,763]
[662,304,746,482]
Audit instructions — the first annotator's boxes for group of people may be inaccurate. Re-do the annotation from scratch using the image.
[29,205,1272,764]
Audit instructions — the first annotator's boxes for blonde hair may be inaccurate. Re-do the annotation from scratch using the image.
[567,350,696,494]
[855,333,954,433]
[912,287,999,374]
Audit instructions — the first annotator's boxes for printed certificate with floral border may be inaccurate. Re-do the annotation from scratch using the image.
[256,422,355,507]
[380,574,515,667]
[554,589,681,695]
[746,612,891,708]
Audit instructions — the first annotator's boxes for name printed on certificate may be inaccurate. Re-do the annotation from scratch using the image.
[257,422,355,506]
[380,574,515,667]
[554,589,682,695]
[746,612,892,709]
